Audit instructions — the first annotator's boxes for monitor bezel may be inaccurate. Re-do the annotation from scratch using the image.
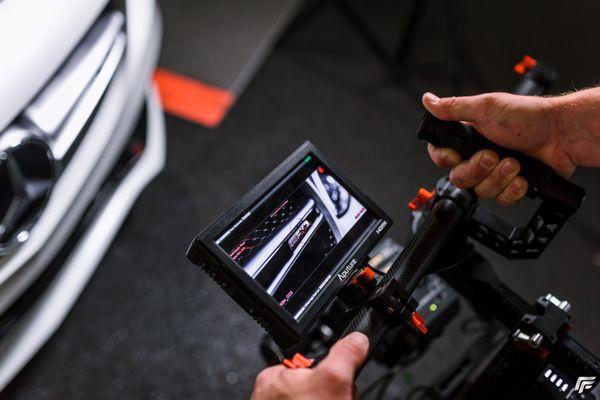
[191,141,392,348]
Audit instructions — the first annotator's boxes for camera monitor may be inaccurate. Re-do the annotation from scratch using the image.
[187,142,391,348]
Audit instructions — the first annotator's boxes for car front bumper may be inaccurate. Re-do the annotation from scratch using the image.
[0,0,165,389]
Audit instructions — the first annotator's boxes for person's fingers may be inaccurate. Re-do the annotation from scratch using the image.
[252,366,287,399]
[449,150,499,188]
[427,143,461,168]
[422,92,495,123]
[473,158,520,198]
[496,176,528,206]
[254,365,286,386]
[317,332,369,381]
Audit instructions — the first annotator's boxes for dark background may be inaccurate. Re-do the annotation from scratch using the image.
[4,0,600,399]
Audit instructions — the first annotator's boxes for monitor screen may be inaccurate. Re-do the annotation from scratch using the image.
[215,154,376,320]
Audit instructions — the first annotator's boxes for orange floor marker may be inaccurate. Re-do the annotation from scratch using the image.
[154,68,235,128]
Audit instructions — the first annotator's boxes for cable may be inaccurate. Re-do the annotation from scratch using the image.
[375,374,395,400]
[404,385,437,400]
[405,386,427,400]
[460,315,489,335]
[361,371,395,398]
[361,364,405,399]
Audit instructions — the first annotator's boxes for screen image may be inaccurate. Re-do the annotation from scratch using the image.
[215,156,376,320]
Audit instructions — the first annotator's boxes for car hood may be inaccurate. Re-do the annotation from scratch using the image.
[0,0,109,131]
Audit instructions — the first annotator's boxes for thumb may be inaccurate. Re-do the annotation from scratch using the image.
[422,92,491,123]
[318,332,369,378]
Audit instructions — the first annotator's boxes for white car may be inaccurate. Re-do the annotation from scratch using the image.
[0,0,164,389]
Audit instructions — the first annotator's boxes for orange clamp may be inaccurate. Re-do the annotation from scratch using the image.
[514,55,538,75]
[351,266,376,286]
[359,266,376,282]
[411,311,428,334]
[282,353,314,369]
[408,188,434,211]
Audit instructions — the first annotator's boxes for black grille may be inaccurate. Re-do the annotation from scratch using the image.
[231,196,309,265]
[0,136,54,255]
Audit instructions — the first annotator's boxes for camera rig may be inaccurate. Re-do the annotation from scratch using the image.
[261,169,597,398]
[257,58,599,399]
[186,55,599,399]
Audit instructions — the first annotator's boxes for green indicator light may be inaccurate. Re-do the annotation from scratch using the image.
[304,155,312,163]
[429,303,438,312]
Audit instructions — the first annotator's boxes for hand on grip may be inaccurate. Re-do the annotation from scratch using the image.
[252,333,369,400]
[418,109,585,213]
[420,92,579,206]
[428,142,528,206]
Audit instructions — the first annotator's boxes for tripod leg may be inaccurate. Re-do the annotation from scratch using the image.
[393,0,430,69]
[336,0,391,65]
[277,0,330,47]
[446,0,487,93]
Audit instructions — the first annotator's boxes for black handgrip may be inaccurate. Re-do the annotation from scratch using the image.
[417,111,585,214]
[341,305,388,349]
[341,197,471,351]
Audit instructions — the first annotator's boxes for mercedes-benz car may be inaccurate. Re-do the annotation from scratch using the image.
[0,0,164,389]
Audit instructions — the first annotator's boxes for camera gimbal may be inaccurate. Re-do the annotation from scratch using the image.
[260,58,599,399]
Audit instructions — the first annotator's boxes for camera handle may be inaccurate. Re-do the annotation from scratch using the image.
[417,112,586,259]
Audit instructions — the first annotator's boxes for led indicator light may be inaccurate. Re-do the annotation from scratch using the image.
[429,303,438,312]
[317,166,325,174]
[304,155,312,163]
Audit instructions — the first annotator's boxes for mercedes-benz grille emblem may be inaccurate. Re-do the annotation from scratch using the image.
[0,129,54,255]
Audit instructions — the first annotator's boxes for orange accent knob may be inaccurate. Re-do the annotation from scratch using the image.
[282,353,314,369]
[411,311,428,334]
[514,55,538,75]
[408,188,435,210]
[292,353,314,368]
[350,266,377,288]
[283,358,298,369]
[359,266,375,282]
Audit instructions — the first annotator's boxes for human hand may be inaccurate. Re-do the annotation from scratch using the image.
[422,91,575,206]
[251,332,369,400]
